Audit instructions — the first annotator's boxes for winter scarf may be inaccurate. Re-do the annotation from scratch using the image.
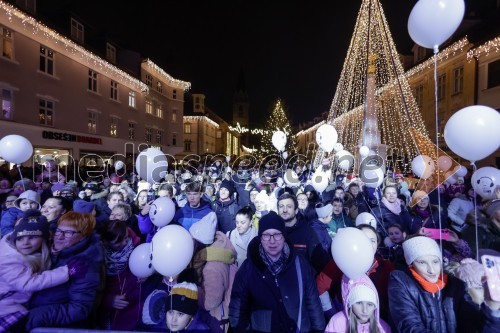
[415,206,431,219]
[409,266,448,294]
[259,242,290,276]
[382,197,402,215]
[105,238,134,276]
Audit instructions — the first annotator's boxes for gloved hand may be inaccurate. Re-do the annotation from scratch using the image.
[67,257,88,279]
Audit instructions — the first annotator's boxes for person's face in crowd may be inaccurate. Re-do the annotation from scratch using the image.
[53,222,85,251]
[417,196,430,209]
[103,177,111,187]
[349,185,360,196]
[351,301,376,324]
[219,187,230,200]
[110,207,127,221]
[278,198,298,223]
[332,201,343,215]
[255,199,267,212]
[261,228,285,261]
[59,189,73,199]
[205,186,214,197]
[158,189,171,198]
[4,195,17,209]
[18,199,38,211]
[166,310,192,332]
[41,198,66,221]
[249,190,259,203]
[305,191,312,199]
[41,181,51,190]
[12,184,24,194]
[0,179,10,189]
[121,180,129,187]
[16,235,43,255]
[360,227,378,253]
[384,187,398,203]
[297,194,308,210]
[107,194,123,210]
[412,255,441,283]
[84,188,94,197]
[236,213,252,234]
[334,189,345,199]
[137,191,148,206]
[109,184,120,193]
[387,226,405,244]
[187,191,201,207]
[106,232,130,252]
[119,189,129,202]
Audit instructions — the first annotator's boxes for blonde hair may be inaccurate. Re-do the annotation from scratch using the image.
[348,306,379,333]
[58,211,96,237]
[7,235,51,273]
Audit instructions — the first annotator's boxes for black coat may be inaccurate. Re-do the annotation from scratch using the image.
[211,197,239,234]
[372,201,412,236]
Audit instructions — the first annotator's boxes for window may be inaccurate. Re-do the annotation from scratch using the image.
[437,74,446,100]
[172,133,177,146]
[157,82,162,93]
[156,130,163,145]
[71,19,84,43]
[106,43,116,64]
[145,74,153,87]
[414,85,424,107]
[1,27,13,59]
[184,140,191,152]
[88,111,97,134]
[184,123,191,134]
[110,117,118,137]
[156,104,163,118]
[128,122,136,140]
[39,45,54,75]
[39,99,53,126]
[216,129,222,139]
[172,109,177,122]
[1,89,12,119]
[145,100,153,115]
[453,67,464,94]
[16,0,36,14]
[110,80,118,100]
[88,69,98,92]
[145,127,152,143]
[128,91,136,108]
[173,89,177,99]
[487,59,500,89]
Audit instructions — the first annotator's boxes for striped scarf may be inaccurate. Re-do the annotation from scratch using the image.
[259,242,290,276]
[105,238,134,276]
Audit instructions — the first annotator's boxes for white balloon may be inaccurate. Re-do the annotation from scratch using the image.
[454,165,468,177]
[114,160,124,170]
[444,105,500,162]
[334,143,344,153]
[129,243,155,278]
[135,148,168,184]
[336,150,354,171]
[151,225,194,278]
[411,155,435,179]
[272,131,287,152]
[355,212,377,228]
[284,169,301,187]
[0,135,33,164]
[408,0,465,50]
[445,172,458,185]
[315,124,338,153]
[282,151,288,159]
[149,197,176,227]
[311,167,329,193]
[331,227,375,280]
[359,146,370,157]
[226,155,231,162]
[362,167,384,189]
[471,167,500,200]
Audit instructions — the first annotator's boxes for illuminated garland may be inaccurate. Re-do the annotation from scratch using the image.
[260,99,296,154]
[228,122,289,136]
[184,115,219,128]
[145,59,191,91]
[466,36,500,60]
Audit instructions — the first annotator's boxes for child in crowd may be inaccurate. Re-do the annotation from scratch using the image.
[226,206,258,267]
[1,190,41,236]
[252,190,270,230]
[328,198,352,237]
[382,223,407,269]
[311,202,334,254]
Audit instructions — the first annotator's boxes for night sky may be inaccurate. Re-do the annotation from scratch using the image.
[50,1,429,126]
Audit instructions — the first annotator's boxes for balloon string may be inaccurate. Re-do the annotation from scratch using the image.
[471,162,479,262]
[16,164,26,192]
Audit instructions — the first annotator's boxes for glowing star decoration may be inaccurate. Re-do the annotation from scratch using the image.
[409,128,460,207]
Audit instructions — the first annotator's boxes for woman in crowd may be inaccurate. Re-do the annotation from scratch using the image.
[40,196,73,232]
[373,185,412,237]
[408,195,447,234]
[226,206,258,267]
[211,179,239,233]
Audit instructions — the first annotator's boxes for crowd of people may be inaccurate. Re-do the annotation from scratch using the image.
[0,160,498,333]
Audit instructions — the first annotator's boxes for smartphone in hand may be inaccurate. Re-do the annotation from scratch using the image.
[482,255,500,302]
[422,228,450,241]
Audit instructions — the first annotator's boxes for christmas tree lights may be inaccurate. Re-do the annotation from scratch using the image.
[260,98,297,156]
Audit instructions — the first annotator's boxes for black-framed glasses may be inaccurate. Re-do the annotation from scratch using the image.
[261,233,283,242]
[54,228,81,238]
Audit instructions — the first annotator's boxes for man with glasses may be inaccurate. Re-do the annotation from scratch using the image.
[229,212,324,332]
[25,211,104,330]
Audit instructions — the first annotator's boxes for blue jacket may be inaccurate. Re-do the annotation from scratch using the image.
[26,233,105,330]
[229,237,325,333]
[310,219,332,255]
[0,206,23,236]
[174,199,214,231]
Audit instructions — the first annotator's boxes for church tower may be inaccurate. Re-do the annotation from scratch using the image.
[232,66,249,128]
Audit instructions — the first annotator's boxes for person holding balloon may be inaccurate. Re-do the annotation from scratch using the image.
[372,185,412,237]
[447,185,476,233]
[461,200,500,259]
[408,194,447,235]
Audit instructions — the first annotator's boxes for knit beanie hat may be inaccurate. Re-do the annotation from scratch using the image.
[403,236,442,265]
[13,209,49,240]
[14,190,41,209]
[73,199,95,214]
[167,281,199,316]
[454,258,485,289]
[189,213,217,245]
[316,203,333,219]
[348,284,378,308]
[258,211,286,237]
[255,190,270,205]
[220,179,236,197]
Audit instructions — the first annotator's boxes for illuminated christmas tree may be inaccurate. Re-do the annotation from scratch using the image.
[260,98,296,156]
[315,0,428,172]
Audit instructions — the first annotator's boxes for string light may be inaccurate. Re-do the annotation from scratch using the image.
[467,36,500,61]
[260,98,296,154]
[184,115,219,128]
[145,59,191,91]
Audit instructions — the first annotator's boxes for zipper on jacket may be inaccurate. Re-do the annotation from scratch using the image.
[275,276,279,287]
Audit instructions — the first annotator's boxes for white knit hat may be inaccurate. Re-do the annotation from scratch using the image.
[315,204,333,219]
[255,190,270,205]
[403,236,442,265]
[347,284,378,308]
[189,213,217,245]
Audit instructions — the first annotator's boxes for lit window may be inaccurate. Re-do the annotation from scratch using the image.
[39,99,54,126]
[145,74,153,87]
[1,89,12,119]
[110,117,118,137]
[110,80,118,100]
[184,123,191,134]
[172,109,177,122]
[88,69,98,92]
[128,91,136,108]
[88,112,97,134]
[157,82,162,93]
[156,104,163,118]
[1,26,13,59]
[145,100,153,114]
[39,45,54,75]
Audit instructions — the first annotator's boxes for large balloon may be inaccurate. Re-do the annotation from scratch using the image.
[151,225,194,278]
[284,169,301,187]
[454,165,468,178]
[114,160,124,170]
[311,167,329,193]
[444,105,500,163]
[411,155,435,180]
[272,131,287,152]
[331,227,375,280]
[315,124,338,153]
[437,156,452,172]
[408,0,465,50]
[149,197,176,227]
[333,143,344,153]
[129,243,155,278]
[336,150,354,171]
[359,146,370,158]
[135,148,168,184]
[0,135,33,164]
[362,167,384,189]
[355,212,377,228]
[471,167,500,200]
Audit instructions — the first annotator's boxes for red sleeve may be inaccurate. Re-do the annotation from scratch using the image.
[316,259,342,295]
